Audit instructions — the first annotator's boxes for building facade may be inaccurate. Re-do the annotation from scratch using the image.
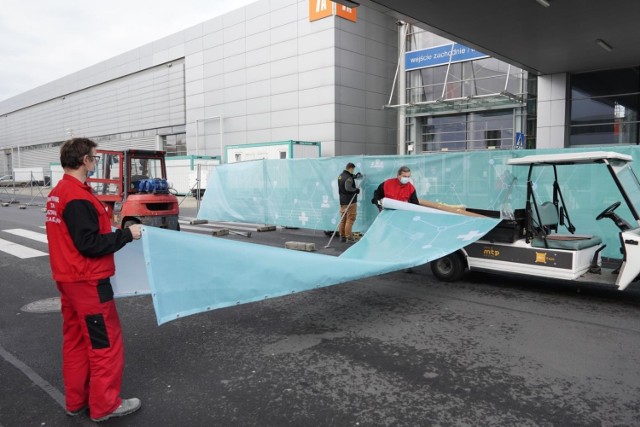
[1,0,638,178]
[0,0,398,176]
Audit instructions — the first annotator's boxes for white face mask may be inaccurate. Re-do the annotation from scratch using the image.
[399,176,410,185]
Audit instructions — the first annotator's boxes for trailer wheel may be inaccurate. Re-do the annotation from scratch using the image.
[430,252,465,282]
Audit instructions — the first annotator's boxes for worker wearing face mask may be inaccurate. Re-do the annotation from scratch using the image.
[371,165,477,216]
[371,166,419,211]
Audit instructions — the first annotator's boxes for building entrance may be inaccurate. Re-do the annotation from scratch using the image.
[420,110,515,152]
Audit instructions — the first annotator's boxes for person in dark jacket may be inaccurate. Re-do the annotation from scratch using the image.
[371,165,419,210]
[337,162,360,242]
[45,138,142,422]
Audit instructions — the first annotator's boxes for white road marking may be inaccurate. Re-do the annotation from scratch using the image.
[0,224,213,259]
[0,238,48,259]
[3,229,48,244]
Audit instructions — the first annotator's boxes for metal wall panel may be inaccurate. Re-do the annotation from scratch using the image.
[13,136,157,176]
[0,60,185,151]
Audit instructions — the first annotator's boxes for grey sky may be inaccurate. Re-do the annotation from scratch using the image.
[0,0,256,101]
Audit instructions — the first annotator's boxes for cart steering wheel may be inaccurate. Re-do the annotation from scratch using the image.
[596,201,621,221]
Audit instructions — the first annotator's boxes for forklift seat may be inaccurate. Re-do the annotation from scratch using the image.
[531,202,602,250]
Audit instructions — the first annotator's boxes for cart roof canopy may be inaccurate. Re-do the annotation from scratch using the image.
[507,151,633,166]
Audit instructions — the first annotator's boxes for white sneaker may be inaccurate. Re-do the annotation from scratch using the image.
[91,398,141,422]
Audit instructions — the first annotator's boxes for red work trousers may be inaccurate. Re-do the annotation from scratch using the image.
[56,279,124,419]
[339,203,357,238]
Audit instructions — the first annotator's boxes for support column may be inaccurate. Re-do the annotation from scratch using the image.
[536,73,569,149]
[397,22,407,155]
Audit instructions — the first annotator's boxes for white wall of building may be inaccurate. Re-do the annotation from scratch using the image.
[183,0,338,157]
[184,0,398,158]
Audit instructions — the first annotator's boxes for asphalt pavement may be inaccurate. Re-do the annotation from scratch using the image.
[2,190,640,426]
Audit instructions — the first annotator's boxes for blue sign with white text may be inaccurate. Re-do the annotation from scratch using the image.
[405,43,489,71]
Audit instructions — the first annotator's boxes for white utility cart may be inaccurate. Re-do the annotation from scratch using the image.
[431,151,640,290]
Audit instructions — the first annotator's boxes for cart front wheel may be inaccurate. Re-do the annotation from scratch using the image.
[431,252,465,282]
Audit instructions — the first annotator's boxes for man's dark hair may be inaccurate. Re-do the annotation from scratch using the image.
[60,138,97,169]
[397,166,411,175]
[346,162,356,170]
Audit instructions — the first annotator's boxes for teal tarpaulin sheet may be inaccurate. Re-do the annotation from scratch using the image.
[114,201,499,325]
[197,147,640,259]
[113,146,640,324]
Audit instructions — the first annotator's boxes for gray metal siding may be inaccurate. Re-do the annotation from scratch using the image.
[0,60,185,151]
[12,136,157,176]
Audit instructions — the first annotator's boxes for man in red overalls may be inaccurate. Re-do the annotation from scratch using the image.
[46,138,142,422]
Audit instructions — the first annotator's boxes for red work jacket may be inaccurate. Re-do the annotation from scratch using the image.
[46,174,132,282]
[382,178,417,203]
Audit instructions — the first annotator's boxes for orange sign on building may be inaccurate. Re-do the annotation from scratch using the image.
[309,0,333,22]
[309,0,357,23]
[335,4,357,22]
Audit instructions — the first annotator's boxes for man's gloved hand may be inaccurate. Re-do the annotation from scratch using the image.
[355,188,360,194]
[354,172,363,179]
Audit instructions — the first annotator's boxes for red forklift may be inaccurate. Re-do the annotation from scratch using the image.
[87,149,180,231]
